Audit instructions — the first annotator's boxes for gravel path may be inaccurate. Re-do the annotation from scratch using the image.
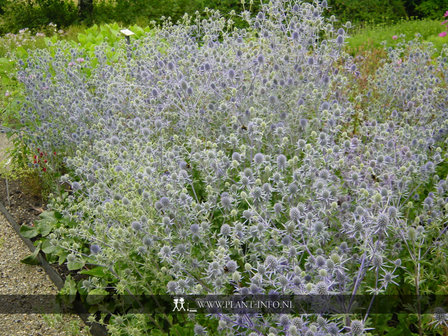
[0,134,91,335]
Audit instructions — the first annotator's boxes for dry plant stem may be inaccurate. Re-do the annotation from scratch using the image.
[415,243,423,336]
[364,267,380,324]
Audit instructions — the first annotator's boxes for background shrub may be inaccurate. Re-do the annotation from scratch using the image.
[89,0,261,28]
[407,0,448,18]
[88,0,191,25]
[328,0,408,24]
[0,0,6,14]
[0,0,77,34]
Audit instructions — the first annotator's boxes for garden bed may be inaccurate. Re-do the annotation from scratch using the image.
[2,0,448,335]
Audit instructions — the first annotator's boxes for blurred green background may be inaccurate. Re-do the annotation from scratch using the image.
[1,0,447,35]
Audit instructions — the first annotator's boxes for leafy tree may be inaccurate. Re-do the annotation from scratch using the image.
[79,0,93,19]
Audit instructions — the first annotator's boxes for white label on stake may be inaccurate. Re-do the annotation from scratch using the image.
[120,29,135,36]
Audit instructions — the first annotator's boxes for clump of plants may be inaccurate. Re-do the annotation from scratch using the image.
[7,0,448,335]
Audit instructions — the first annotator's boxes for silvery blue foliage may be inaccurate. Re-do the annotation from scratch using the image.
[13,0,448,334]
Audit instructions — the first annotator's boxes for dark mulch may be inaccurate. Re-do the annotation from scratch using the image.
[0,177,43,227]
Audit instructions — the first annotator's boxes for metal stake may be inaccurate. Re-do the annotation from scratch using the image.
[5,178,10,208]
[120,29,135,46]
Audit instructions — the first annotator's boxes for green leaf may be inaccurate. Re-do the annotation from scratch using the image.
[35,211,57,237]
[20,253,40,265]
[41,239,56,254]
[109,29,119,39]
[130,25,145,38]
[86,288,108,306]
[80,266,108,278]
[34,211,54,223]
[76,280,87,296]
[19,225,39,238]
[86,33,95,44]
[78,33,87,44]
[15,46,28,58]
[67,259,85,271]
[59,275,77,303]
[169,323,195,335]
[20,244,41,265]
[95,35,104,44]
[60,217,74,227]
[58,251,69,265]
[38,221,53,237]
[0,58,14,71]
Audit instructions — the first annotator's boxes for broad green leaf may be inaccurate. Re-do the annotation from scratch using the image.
[130,25,145,37]
[58,250,69,265]
[41,239,56,254]
[14,46,28,58]
[0,58,14,71]
[86,288,108,305]
[78,33,87,44]
[67,259,85,271]
[86,33,95,44]
[95,35,104,44]
[38,211,56,222]
[38,221,52,237]
[109,29,119,39]
[46,35,58,44]
[20,244,41,265]
[19,224,39,238]
[35,211,57,237]
[59,275,77,303]
[20,254,40,265]
[80,266,108,278]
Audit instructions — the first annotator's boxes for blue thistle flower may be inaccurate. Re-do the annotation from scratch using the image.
[254,153,264,165]
[90,244,101,255]
[131,221,142,231]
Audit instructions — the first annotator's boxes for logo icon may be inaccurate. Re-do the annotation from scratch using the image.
[172,297,196,312]
[173,297,185,311]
